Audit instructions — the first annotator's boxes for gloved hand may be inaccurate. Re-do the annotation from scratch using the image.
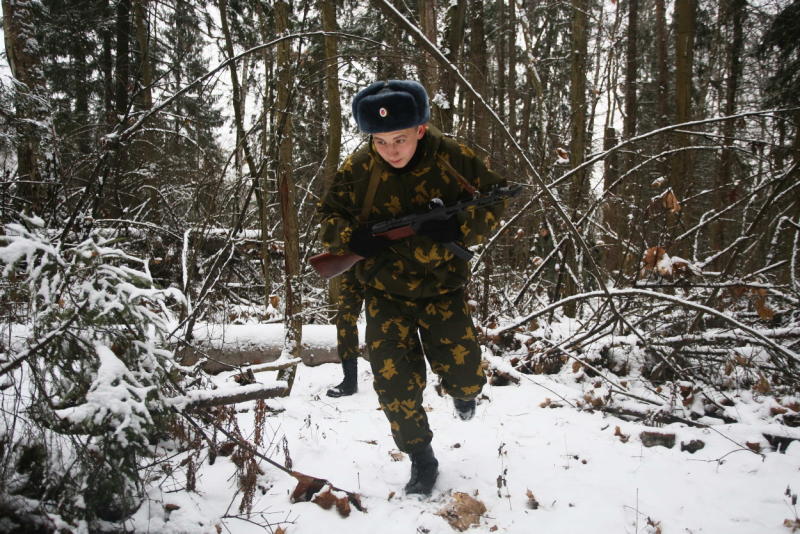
[417,216,461,243]
[348,225,392,258]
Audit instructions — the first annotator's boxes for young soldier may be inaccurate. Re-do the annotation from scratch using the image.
[318,80,506,495]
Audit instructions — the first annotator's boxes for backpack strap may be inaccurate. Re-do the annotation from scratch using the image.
[437,153,478,196]
[358,157,383,222]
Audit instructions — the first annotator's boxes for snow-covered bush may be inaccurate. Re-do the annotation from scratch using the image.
[0,215,185,527]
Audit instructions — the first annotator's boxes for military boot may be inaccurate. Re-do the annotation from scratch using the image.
[326,358,358,397]
[404,444,439,496]
[453,397,476,420]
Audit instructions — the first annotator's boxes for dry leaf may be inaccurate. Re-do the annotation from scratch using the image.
[660,188,681,213]
[275,527,286,534]
[310,487,353,518]
[746,441,762,453]
[437,492,488,532]
[290,474,326,503]
[754,375,771,394]
[555,147,569,160]
[312,488,337,510]
[526,489,540,510]
[614,426,630,443]
[163,503,180,512]
[783,518,800,532]
[389,450,405,462]
[753,292,775,321]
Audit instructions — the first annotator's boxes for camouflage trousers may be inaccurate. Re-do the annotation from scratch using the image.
[365,287,486,453]
[335,269,365,361]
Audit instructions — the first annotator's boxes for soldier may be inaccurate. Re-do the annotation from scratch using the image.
[318,80,506,495]
[326,269,363,398]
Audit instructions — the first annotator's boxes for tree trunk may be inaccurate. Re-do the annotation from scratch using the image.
[655,0,669,130]
[507,0,517,138]
[133,0,153,110]
[438,0,467,133]
[320,0,344,321]
[671,0,695,203]
[467,0,489,153]
[623,0,638,165]
[711,0,745,259]
[115,0,132,119]
[563,0,589,318]
[275,0,302,391]
[418,0,438,119]
[2,0,45,214]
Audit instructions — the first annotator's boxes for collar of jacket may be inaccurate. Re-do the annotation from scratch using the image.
[369,125,445,174]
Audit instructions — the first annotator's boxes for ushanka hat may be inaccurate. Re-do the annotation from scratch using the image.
[352,80,431,133]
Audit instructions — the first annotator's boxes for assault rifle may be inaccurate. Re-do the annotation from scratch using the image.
[310,185,521,279]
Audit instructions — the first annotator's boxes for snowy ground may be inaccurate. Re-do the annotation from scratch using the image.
[135,345,800,534]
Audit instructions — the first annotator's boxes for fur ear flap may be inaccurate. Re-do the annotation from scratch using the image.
[352,80,430,133]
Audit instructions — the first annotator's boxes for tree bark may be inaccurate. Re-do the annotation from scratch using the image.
[438,0,467,133]
[2,0,45,213]
[563,0,590,317]
[320,0,344,320]
[275,0,302,392]
[467,0,489,152]
[115,0,132,119]
[671,0,696,203]
[711,0,745,258]
[418,0,438,117]
[133,0,153,110]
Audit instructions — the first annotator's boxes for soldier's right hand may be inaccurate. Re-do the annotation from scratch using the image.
[348,226,392,258]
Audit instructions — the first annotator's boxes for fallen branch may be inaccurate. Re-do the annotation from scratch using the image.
[171,382,290,408]
[178,409,367,513]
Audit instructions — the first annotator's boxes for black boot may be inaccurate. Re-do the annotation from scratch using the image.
[326,358,358,397]
[404,444,439,496]
[453,397,476,421]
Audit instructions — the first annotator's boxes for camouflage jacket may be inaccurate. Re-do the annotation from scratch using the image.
[318,126,507,299]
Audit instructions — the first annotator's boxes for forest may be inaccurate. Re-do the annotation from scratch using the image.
[1,0,799,532]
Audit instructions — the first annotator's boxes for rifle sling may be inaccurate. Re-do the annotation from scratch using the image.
[359,158,382,223]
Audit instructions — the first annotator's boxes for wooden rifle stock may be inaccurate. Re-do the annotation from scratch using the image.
[309,251,364,279]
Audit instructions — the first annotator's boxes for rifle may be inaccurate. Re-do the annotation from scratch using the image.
[310,185,521,279]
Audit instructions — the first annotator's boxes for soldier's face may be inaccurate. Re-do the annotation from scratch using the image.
[372,125,426,169]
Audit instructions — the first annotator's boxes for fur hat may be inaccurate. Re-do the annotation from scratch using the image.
[351,80,430,134]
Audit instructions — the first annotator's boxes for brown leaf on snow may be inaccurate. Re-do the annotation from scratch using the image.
[746,441,762,453]
[784,518,800,532]
[275,528,287,534]
[389,450,405,462]
[437,492,488,532]
[753,291,775,321]
[526,489,540,510]
[614,426,630,443]
[312,488,337,510]
[640,246,667,273]
[289,474,326,503]
[310,487,352,518]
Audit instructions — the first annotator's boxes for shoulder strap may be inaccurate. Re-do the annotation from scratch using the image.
[437,153,478,196]
[359,158,383,222]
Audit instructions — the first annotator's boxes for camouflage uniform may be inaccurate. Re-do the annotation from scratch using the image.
[335,268,364,362]
[319,125,506,453]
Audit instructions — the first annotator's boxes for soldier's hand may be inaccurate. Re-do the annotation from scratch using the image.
[348,226,392,257]
[417,216,461,243]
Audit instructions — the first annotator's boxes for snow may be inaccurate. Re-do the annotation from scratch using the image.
[135,341,800,534]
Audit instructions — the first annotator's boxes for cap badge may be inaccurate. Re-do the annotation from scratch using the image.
[379,107,388,118]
